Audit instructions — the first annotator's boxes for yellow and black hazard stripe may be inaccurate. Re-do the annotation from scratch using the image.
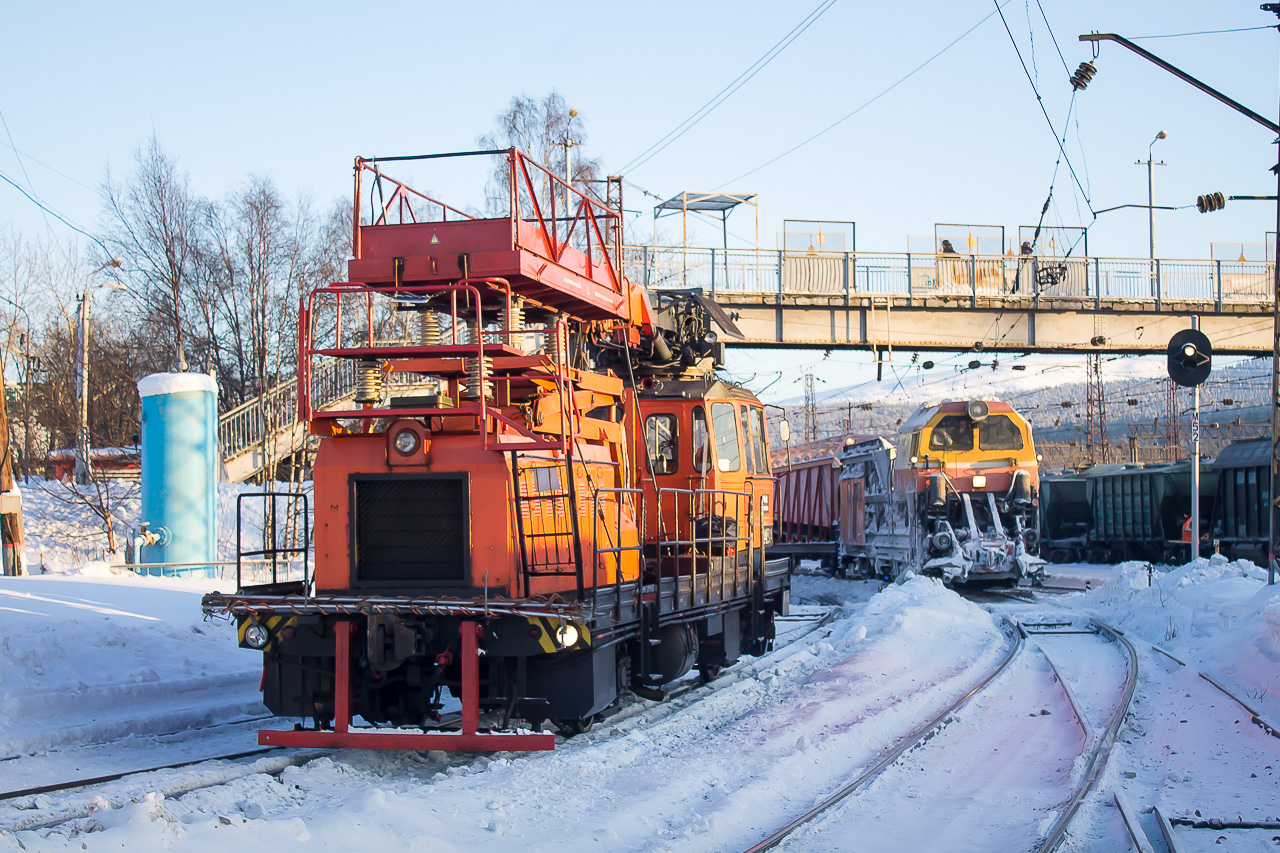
[525,616,591,653]
[238,615,297,651]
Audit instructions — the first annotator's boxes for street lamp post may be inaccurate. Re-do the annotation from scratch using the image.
[75,258,123,485]
[1140,131,1167,262]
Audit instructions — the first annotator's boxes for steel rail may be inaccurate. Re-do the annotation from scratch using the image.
[1036,619,1139,852]
[0,746,279,803]
[741,617,1026,853]
[4,608,843,834]
[0,749,332,834]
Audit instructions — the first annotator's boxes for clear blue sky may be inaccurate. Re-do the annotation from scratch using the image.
[2,1,1276,400]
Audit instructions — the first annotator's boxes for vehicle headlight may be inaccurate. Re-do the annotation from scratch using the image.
[393,428,420,456]
[972,475,987,489]
[244,623,270,649]
[555,623,579,648]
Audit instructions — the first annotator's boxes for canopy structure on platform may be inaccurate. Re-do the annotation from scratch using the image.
[654,192,758,288]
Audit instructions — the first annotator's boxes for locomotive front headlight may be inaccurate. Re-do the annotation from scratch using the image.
[244,622,270,649]
[972,475,987,489]
[393,428,420,456]
[555,623,579,648]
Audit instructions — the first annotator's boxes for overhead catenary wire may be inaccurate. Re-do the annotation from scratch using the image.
[618,0,838,176]
[993,0,1094,220]
[1129,25,1278,40]
[0,168,113,258]
[714,1,1012,190]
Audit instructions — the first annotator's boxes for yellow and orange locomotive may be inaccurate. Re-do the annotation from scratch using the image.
[838,399,1044,585]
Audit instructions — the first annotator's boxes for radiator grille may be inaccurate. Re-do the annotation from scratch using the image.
[351,475,468,584]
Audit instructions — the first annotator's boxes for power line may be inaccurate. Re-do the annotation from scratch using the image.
[1032,0,1070,74]
[713,2,1010,190]
[993,0,1094,216]
[618,0,838,176]
[1130,25,1277,40]
[0,137,98,192]
[0,169,112,258]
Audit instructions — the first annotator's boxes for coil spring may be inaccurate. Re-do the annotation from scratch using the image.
[463,317,493,399]
[354,359,382,404]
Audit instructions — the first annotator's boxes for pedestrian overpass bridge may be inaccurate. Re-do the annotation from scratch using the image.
[216,245,1274,481]
[627,246,1274,355]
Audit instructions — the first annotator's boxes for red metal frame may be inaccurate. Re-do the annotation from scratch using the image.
[298,281,578,453]
[350,148,627,319]
[258,620,555,751]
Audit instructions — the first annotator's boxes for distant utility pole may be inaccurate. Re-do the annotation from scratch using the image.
[1085,354,1108,465]
[803,373,817,443]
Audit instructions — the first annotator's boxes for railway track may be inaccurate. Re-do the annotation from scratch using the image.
[0,606,841,835]
[742,615,1138,853]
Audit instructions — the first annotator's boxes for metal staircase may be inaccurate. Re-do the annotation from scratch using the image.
[219,358,359,482]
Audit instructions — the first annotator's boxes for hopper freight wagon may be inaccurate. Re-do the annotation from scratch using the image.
[1209,438,1269,565]
[836,400,1045,585]
[1040,461,1217,564]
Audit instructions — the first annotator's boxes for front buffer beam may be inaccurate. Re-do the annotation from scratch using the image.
[257,620,556,751]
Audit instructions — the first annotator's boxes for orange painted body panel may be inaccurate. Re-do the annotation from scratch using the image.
[312,426,640,597]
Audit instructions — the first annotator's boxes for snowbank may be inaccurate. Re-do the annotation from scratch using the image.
[1084,555,1280,722]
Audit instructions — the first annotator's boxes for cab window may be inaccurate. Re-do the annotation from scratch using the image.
[644,414,678,475]
[978,415,1024,450]
[711,402,741,472]
[740,404,756,474]
[692,407,711,474]
[751,407,768,473]
[928,416,974,451]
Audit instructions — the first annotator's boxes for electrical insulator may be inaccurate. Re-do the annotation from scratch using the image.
[1195,192,1226,213]
[1222,398,1235,405]
[1127,398,1139,406]
[1069,61,1097,90]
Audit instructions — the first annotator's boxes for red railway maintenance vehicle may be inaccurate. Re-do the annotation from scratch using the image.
[202,149,790,750]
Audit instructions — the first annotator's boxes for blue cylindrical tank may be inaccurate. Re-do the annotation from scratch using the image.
[137,373,218,578]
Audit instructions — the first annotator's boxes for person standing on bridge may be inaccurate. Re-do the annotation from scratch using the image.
[1014,241,1034,294]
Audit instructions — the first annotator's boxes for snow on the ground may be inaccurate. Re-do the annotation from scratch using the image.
[1083,555,1280,724]
[2,575,1011,851]
[0,574,264,780]
[5,485,1280,851]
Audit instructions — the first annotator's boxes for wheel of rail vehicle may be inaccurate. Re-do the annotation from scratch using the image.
[555,715,596,737]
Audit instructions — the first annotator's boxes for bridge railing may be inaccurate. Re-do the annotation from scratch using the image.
[219,358,360,462]
[622,246,1274,306]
